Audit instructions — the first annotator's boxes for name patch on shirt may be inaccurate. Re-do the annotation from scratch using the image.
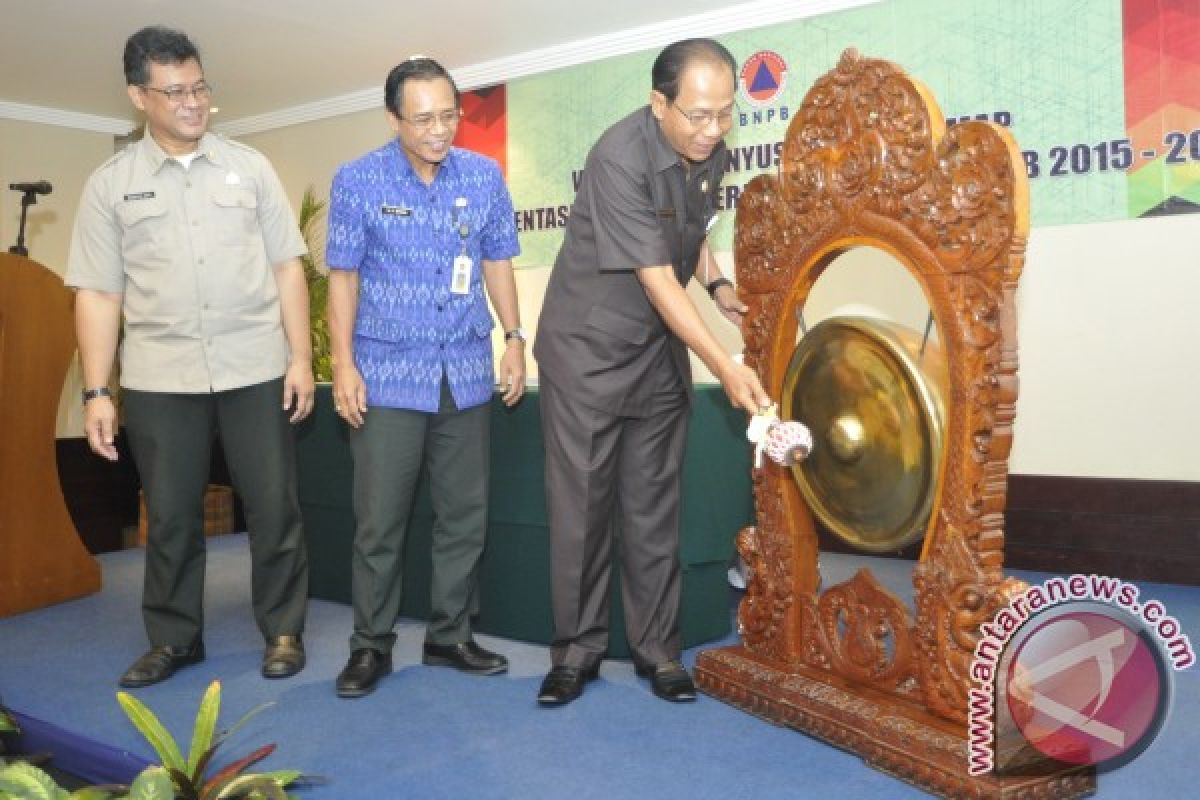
[123,191,156,201]
[381,204,412,217]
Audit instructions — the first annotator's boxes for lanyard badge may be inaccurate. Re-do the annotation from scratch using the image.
[450,196,471,295]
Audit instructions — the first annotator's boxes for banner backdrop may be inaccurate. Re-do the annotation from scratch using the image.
[455,0,1200,268]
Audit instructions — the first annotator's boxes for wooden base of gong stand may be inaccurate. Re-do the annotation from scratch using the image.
[697,647,1096,799]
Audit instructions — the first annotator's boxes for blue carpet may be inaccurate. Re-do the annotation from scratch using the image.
[0,534,1195,798]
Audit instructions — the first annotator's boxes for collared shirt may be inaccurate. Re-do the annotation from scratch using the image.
[534,106,726,417]
[325,143,519,412]
[65,132,306,393]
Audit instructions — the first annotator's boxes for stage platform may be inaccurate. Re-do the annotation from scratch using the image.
[1,534,1195,798]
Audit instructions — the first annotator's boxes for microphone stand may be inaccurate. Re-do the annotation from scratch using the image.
[7,188,39,257]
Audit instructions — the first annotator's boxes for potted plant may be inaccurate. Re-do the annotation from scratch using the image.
[0,682,314,799]
[298,187,331,383]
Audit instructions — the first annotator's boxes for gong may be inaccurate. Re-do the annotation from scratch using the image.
[781,316,947,553]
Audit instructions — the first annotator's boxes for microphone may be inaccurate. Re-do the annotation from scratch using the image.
[9,181,52,195]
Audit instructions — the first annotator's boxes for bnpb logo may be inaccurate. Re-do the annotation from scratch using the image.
[739,50,788,107]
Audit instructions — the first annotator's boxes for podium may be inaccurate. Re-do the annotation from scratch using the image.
[0,254,101,617]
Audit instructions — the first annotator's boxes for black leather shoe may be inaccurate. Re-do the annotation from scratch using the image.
[636,661,697,702]
[336,648,392,698]
[119,641,205,688]
[422,640,508,675]
[537,664,600,706]
[262,635,305,679]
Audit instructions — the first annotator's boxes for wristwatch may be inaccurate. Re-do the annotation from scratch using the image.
[81,386,113,405]
[705,277,734,297]
[504,327,528,343]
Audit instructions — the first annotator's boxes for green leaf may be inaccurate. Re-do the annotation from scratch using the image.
[0,761,62,800]
[212,703,274,750]
[188,681,222,781]
[213,774,286,800]
[253,771,300,788]
[127,767,175,800]
[0,709,19,735]
[168,767,199,800]
[191,743,221,789]
[116,692,186,775]
[68,789,116,799]
[200,743,275,797]
[298,185,332,382]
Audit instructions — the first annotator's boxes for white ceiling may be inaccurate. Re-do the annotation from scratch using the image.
[0,0,876,135]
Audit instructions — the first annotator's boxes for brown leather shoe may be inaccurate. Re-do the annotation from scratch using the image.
[119,641,205,688]
[636,660,697,702]
[262,635,305,679]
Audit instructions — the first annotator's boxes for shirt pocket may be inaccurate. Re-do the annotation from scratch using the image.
[379,215,415,251]
[471,306,494,339]
[211,187,259,245]
[585,303,653,346]
[116,197,169,264]
[583,303,663,372]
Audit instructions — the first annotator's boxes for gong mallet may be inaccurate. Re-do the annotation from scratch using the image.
[746,403,814,468]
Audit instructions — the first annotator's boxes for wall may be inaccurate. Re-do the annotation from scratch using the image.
[0,119,114,438]
[245,114,1200,484]
[11,108,1198,483]
[240,109,391,223]
[233,0,1198,483]
[767,221,1200,483]
[7,0,1196,485]
[241,116,747,391]
[1013,214,1199,481]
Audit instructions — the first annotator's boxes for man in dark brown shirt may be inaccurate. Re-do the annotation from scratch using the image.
[534,38,769,706]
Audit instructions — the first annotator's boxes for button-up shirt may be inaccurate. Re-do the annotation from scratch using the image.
[65,132,306,393]
[325,143,520,412]
[534,106,726,417]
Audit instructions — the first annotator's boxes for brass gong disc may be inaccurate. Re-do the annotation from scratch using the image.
[781,316,947,553]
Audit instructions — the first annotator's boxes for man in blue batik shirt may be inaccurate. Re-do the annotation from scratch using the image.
[325,57,525,698]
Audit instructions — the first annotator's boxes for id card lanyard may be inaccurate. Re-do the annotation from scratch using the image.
[450,196,471,295]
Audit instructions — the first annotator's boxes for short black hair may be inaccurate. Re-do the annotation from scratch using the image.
[651,38,736,103]
[123,26,201,86]
[384,57,461,115]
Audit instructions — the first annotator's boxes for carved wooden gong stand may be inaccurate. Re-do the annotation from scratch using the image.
[694,51,1095,799]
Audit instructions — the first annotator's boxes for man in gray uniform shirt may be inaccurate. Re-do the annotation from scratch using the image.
[534,38,770,706]
[67,26,312,687]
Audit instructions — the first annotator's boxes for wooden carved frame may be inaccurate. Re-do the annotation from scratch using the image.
[695,51,1093,798]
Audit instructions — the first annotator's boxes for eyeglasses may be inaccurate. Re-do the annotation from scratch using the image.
[141,82,213,105]
[398,109,463,131]
[672,102,737,129]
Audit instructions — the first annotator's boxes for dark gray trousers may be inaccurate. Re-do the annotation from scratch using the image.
[540,376,689,671]
[123,377,309,648]
[347,379,490,654]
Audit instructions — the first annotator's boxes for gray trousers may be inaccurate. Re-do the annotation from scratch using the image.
[123,377,309,648]
[348,379,490,654]
[540,376,689,671]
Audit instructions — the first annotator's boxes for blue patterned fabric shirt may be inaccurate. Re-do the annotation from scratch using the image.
[326,143,519,412]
